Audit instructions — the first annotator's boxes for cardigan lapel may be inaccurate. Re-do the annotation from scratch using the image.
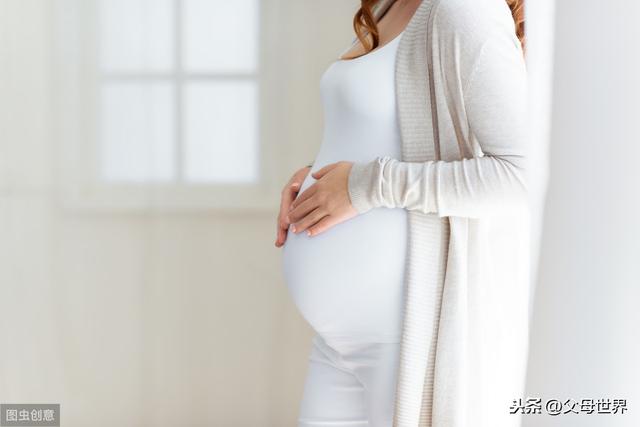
[395,0,439,163]
[392,1,451,427]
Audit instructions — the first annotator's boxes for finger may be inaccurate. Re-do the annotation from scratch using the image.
[275,225,287,247]
[282,181,300,205]
[279,181,301,224]
[292,207,328,234]
[276,183,300,245]
[290,183,317,211]
[294,166,312,185]
[311,162,338,179]
[276,169,307,247]
[275,219,283,246]
[307,215,340,237]
[276,215,287,241]
[288,196,319,224]
[282,184,299,214]
[278,211,291,230]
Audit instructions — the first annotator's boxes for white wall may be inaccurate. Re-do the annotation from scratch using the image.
[525,1,640,426]
[0,1,358,426]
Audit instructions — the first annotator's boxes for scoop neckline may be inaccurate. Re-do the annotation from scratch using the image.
[337,30,405,63]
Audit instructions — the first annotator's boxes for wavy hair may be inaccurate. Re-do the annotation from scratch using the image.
[353,0,526,55]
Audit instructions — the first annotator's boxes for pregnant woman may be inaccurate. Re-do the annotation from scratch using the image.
[276,0,530,426]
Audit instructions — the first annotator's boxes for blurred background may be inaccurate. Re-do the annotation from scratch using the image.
[0,0,637,426]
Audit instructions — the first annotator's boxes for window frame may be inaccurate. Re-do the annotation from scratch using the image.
[53,0,285,213]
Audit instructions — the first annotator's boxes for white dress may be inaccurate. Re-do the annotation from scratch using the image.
[281,32,407,345]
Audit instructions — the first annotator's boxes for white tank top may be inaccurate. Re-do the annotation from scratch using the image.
[281,32,408,343]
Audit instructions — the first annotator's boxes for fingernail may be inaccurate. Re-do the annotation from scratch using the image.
[306,230,311,236]
[291,225,296,232]
[291,182,299,188]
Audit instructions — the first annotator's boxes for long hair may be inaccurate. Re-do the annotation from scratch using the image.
[353,0,527,55]
[505,0,526,54]
[353,0,381,52]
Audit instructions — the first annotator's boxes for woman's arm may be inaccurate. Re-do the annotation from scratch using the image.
[347,29,529,218]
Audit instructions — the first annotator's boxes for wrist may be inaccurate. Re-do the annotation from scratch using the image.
[347,160,379,214]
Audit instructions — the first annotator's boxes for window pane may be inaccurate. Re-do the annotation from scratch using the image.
[99,82,175,182]
[183,0,259,73]
[98,0,174,72]
[184,81,259,183]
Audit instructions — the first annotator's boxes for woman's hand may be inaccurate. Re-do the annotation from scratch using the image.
[275,165,312,247]
[287,161,358,237]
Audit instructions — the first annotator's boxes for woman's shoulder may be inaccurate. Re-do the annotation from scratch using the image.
[431,0,516,45]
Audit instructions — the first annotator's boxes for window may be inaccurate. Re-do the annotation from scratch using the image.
[97,0,260,184]
[54,0,288,211]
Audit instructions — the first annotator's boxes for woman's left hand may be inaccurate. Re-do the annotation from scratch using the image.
[287,161,358,237]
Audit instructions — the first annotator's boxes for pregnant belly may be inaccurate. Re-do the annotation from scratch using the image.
[281,179,408,342]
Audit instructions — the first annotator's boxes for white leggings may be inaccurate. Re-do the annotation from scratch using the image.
[297,334,401,427]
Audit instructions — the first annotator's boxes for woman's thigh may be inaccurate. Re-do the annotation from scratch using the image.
[297,334,401,427]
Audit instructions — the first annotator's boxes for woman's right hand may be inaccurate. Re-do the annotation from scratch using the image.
[275,165,312,247]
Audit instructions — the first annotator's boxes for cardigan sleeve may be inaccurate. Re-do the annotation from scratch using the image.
[347,30,529,218]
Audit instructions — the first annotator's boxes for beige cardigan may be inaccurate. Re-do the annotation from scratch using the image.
[346,0,531,426]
